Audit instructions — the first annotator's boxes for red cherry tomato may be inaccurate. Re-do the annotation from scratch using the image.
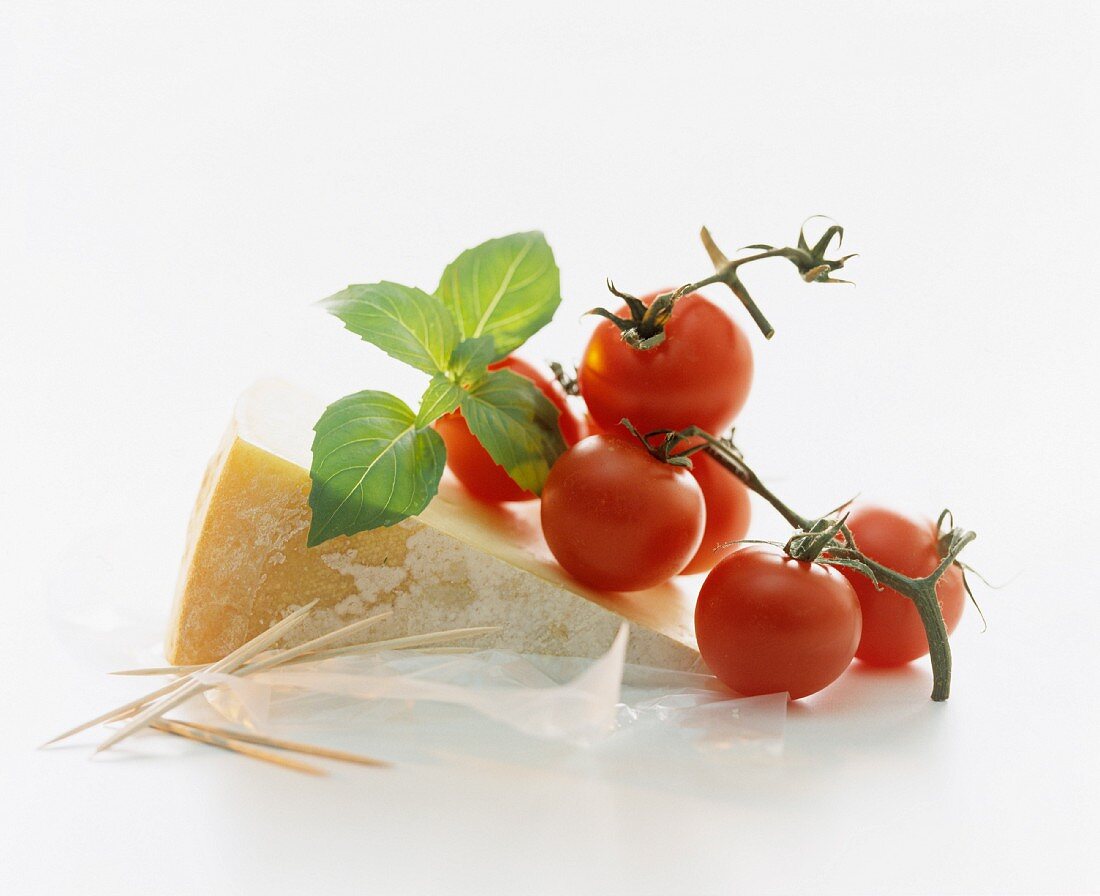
[541,434,705,591]
[575,429,752,576]
[696,546,862,699]
[435,356,583,502]
[679,448,752,576]
[838,504,966,667]
[578,291,753,435]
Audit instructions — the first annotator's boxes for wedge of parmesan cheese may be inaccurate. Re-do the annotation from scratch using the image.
[167,381,701,670]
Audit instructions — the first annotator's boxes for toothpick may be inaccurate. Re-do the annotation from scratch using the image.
[285,626,499,665]
[47,612,495,750]
[108,611,395,678]
[110,664,208,677]
[150,719,325,776]
[172,720,390,768]
[94,600,318,753]
[41,677,189,747]
[79,606,387,748]
[239,610,393,675]
[45,614,311,744]
[109,617,488,676]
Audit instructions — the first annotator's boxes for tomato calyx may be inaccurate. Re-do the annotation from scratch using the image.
[619,419,696,469]
[935,509,990,632]
[739,216,859,286]
[667,424,978,703]
[586,281,678,350]
[703,517,886,588]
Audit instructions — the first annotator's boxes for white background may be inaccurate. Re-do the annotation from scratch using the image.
[2,3,1098,894]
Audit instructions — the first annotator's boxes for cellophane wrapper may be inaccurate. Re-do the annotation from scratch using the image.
[202,625,786,762]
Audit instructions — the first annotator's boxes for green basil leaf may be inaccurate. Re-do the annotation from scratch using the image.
[415,376,464,428]
[436,232,560,360]
[449,335,499,385]
[308,391,445,546]
[458,368,567,495]
[320,282,459,375]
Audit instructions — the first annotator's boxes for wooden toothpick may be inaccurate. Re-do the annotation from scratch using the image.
[109,620,494,676]
[45,608,498,755]
[151,719,325,776]
[285,626,499,664]
[172,720,390,768]
[42,677,188,747]
[94,600,318,753]
[239,610,393,675]
[108,610,394,677]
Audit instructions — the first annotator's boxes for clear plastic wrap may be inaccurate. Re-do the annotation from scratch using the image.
[204,626,786,760]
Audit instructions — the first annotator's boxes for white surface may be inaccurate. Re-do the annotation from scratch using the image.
[2,2,1098,894]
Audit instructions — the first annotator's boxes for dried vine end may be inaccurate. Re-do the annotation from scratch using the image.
[698,227,777,339]
[700,226,731,269]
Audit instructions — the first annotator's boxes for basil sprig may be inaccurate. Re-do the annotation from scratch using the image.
[307,232,565,546]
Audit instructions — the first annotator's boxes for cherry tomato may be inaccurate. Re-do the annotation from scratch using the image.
[575,429,752,576]
[540,434,705,591]
[435,356,583,502]
[680,448,752,576]
[577,291,753,434]
[838,504,966,667]
[696,546,862,699]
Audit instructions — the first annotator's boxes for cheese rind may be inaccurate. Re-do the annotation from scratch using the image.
[167,381,701,670]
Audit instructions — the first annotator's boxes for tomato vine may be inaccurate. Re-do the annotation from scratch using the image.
[589,217,857,347]
[653,425,978,702]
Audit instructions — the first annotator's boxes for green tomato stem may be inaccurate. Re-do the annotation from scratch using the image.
[591,219,856,348]
[678,427,811,530]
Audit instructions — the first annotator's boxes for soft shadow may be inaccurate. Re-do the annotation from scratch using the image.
[781,660,951,768]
